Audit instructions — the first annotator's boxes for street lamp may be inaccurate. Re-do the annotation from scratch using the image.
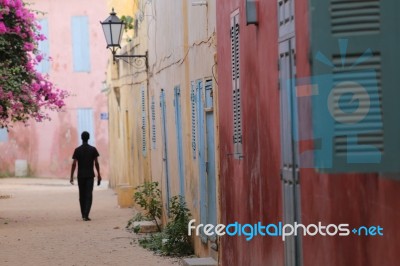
[100,8,148,69]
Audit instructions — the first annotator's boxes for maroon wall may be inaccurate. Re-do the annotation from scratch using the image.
[217,0,283,265]
[296,0,400,265]
[217,0,400,265]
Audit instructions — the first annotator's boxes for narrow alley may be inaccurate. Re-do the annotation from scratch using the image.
[0,178,180,266]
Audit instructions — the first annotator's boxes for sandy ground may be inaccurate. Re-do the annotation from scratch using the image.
[0,178,181,266]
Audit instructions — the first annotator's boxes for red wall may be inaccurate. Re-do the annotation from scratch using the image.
[217,0,283,265]
[296,1,400,265]
[217,0,400,265]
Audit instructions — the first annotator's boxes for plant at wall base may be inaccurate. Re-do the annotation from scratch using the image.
[135,195,194,257]
[0,0,68,128]
[138,231,165,253]
[126,212,147,233]
[131,181,162,231]
[163,195,194,256]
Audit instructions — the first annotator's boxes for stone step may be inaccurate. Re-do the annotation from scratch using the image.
[133,221,159,233]
[182,257,218,266]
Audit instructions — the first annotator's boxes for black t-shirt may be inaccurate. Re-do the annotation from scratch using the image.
[72,143,100,179]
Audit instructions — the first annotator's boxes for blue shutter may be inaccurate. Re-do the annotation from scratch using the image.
[151,96,156,150]
[174,85,185,196]
[141,87,147,156]
[191,81,197,159]
[78,108,95,146]
[71,16,91,72]
[37,19,50,73]
[231,12,242,158]
[309,0,399,173]
[0,128,8,142]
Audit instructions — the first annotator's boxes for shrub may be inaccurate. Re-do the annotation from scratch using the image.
[163,195,193,256]
[132,181,162,231]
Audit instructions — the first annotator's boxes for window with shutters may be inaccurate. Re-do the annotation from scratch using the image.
[36,19,50,74]
[78,108,95,146]
[309,0,400,173]
[191,81,197,159]
[0,128,8,142]
[330,0,380,37]
[278,0,295,40]
[231,11,243,158]
[141,87,147,156]
[151,96,156,150]
[71,16,91,72]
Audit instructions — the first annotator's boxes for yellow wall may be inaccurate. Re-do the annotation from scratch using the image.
[106,0,144,206]
[106,0,219,259]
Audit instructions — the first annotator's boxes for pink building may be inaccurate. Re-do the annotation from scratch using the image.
[0,0,109,179]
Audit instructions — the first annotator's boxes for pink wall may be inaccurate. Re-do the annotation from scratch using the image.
[0,0,109,179]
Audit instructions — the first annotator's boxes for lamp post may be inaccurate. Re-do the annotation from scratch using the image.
[100,8,148,69]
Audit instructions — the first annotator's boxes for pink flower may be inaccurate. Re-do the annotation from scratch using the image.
[0,0,68,126]
[36,54,43,63]
[0,22,7,34]
[23,42,34,51]
[15,9,22,18]
[14,25,21,33]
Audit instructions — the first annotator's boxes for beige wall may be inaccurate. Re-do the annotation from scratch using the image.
[106,0,219,259]
[147,0,219,259]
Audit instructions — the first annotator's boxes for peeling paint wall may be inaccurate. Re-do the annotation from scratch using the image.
[0,0,109,179]
[147,0,218,259]
[105,0,219,259]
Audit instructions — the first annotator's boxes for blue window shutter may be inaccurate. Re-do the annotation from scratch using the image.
[0,128,8,142]
[78,108,95,146]
[191,81,197,159]
[151,96,156,150]
[309,0,400,173]
[37,19,50,73]
[71,16,91,72]
[231,12,242,158]
[141,87,147,156]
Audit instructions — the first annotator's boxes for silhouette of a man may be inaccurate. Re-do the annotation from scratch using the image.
[70,131,101,221]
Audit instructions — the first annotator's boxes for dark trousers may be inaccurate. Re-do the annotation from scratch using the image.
[78,178,94,219]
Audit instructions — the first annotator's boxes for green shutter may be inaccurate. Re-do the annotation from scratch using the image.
[309,0,400,172]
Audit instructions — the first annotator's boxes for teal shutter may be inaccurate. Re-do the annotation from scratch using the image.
[78,108,95,146]
[141,87,147,156]
[309,0,399,172]
[0,128,8,142]
[71,16,91,72]
[37,19,50,73]
[191,81,197,159]
[151,96,156,150]
[231,11,242,158]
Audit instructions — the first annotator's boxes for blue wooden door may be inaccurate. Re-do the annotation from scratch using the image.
[160,90,171,210]
[78,108,95,146]
[204,80,217,236]
[196,80,207,243]
[197,79,217,244]
[174,86,185,197]
[278,0,302,265]
[279,39,302,266]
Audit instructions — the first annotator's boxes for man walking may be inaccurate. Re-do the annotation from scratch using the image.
[70,131,102,221]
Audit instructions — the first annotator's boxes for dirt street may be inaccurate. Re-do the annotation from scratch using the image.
[0,178,180,266]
